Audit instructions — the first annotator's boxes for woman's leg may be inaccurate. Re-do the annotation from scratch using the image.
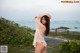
[35,42,44,53]
[42,47,46,53]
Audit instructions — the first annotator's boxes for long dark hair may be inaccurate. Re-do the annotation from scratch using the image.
[40,15,50,36]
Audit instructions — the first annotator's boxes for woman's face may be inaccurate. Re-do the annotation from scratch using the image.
[42,17,46,25]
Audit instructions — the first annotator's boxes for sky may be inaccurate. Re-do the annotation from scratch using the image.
[0,0,80,22]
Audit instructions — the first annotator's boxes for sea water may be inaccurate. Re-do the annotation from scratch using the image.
[16,20,80,32]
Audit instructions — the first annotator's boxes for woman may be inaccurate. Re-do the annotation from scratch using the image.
[33,13,51,53]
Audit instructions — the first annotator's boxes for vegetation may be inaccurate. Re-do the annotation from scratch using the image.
[0,17,34,48]
[60,41,80,53]
[49,31,80,40]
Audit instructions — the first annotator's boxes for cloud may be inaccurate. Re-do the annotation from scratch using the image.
[0,0,80,21]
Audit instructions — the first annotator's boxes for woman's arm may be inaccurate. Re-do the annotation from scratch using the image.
[34,16,43,28]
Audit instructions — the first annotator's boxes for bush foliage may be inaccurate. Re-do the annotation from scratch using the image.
[0,17,34,47]
[60,41,80,53]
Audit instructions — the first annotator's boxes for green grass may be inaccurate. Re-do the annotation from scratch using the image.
[47,42,61,53]
[7,44,34,53]
[5,41,61,53]
[60,41,80,53]
[49,31,80,40]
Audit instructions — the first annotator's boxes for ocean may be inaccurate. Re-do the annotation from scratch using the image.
[16,20,80,32]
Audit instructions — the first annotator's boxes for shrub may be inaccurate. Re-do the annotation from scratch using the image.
[0,17,34,48]
[60,41,80,53]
